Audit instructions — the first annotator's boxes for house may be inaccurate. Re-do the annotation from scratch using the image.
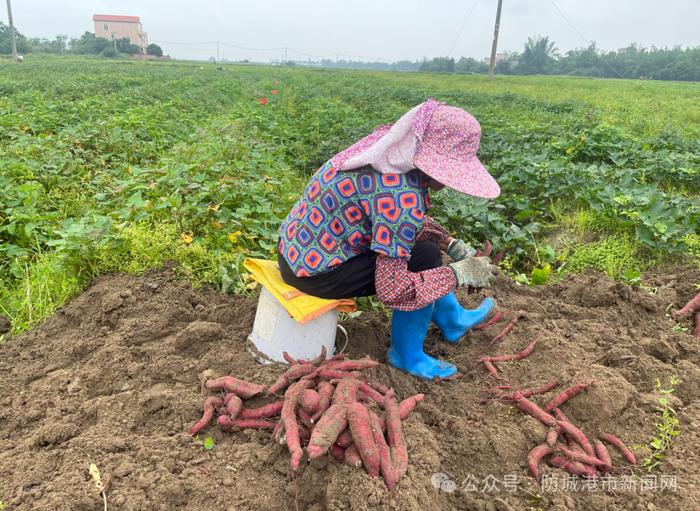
[93,14,148,53]
[483,53,507,65]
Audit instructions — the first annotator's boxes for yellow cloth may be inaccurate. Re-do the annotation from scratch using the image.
[244,258,357,325]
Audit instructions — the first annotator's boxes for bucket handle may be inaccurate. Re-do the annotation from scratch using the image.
[336,324,349,355]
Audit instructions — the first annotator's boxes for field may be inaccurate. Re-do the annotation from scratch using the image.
[0,57,699,510]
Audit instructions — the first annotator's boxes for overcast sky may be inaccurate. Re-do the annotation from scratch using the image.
[6,0,699,62]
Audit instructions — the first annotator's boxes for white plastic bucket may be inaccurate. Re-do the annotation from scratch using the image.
[247,287,336,364]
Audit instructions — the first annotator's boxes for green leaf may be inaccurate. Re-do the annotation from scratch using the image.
[203,436,215,450]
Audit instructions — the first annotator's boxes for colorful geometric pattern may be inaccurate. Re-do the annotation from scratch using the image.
[279,161,430,277]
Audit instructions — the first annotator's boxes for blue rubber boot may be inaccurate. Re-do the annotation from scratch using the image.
[387,304,457,380]
[432,293,495,343]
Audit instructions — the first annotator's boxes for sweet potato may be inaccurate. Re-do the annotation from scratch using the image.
[489,311,526,347]
[599,433,636,464]
[546,428,558,447]
[694,311,700,338]
[335,428,353,448]
[482,360,502,380]
[325,358,379,372]
[493,380,560,402]
[205,377,265,399]
[528,443,553,481]
[306,346,328,366]
[594,440,613,472]
[297,408,314,428]
[492,250,505,266]
[672,291,700,319]
[385,391,408,478]
[238,400,284,419]
[347,402,380,477]
[313,369,363,381]
[282,352,298,365]
[549,455,590,477]
[556,443,606,467]
[267,364,317,395]
[358,383,385,407]
[217,416,276,430]
[332,378,359,405]
[282,379,314,469]
[311,381,335,423]
[557,420,595,456]
[544,382,595,412]
[344,444,363,468]
[513,391,556,427]
[307,404,348,460]
[189,396,224,435]
[224,393,243,419]
[330,444,345,461]
[474,311,503,331]
[299,389,321,414]
[398,393,425,418]
[370,411,399,490]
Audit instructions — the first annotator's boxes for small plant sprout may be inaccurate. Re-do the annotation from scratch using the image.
[203,436,215,450]
[643,376,681,471]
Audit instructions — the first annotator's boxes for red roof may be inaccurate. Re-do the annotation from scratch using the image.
[93,14,140,23]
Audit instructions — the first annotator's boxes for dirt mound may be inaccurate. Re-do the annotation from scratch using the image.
[1,268,699,510]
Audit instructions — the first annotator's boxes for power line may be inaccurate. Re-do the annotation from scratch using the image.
[447,0,479,57]
[547,0,624,79]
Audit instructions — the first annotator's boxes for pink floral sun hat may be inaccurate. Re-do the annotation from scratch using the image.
[332,99,500,199]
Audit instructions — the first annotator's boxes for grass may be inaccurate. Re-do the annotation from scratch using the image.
[642,376,681,471]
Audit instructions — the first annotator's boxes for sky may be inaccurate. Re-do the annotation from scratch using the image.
[5,0,699,62]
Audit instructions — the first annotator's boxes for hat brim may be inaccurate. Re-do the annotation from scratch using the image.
[414,150,500,199]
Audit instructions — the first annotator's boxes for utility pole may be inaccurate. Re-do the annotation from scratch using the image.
[216,41,220,63]
[6,0,18,62]
[283,47,287,65]
[487,0,503,81]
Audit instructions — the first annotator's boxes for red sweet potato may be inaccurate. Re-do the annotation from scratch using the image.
[307,404,348,460]
[481,339,538,363]
[556,443,606,467]
[694,311,700,338]
[557,420,595,456]
[332,378,359,405]
[282,379,314,469]
[297,408,314,428]
[224,393,243,419]
[528,443,553,481]
[549,455,590,477]
[672,291,700,319]
[282,352,297,365]
[370,411,399,490]
[335,428,353,448]
[544,382,595,412]
[347,402,380,477]
[313,369,363,381]
[325,358,379,372]
[546,428,559,447]
[311,381,334,423]
[330,444,345,461]
[385,391,408,478]
[482,360,502,380]
[344,444,363,468]
[299,389,321,414]
[492,250,505,266]
[489,311,526,347]
[217,416,276,430]
[358,383,385,407]
[189,396,224,435]
[474,311,503,331]
[205,377,265,399]
[267,363,317,395]
[305,346,328,366]
[594,440,613,472]
[513,391,556,427]
[599,433,636,464]
[238,400,284,419]
[398,393,425,418]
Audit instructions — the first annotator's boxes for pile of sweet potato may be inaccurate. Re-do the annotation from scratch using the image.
[476,313,637,481]
[190,348,423,490]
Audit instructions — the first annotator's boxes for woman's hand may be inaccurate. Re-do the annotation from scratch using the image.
[444,238,476,262]
[449,256,499,288]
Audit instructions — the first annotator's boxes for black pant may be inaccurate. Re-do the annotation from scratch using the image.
[278,241,443,299]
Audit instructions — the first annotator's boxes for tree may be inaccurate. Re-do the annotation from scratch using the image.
[100,46,119,58]
[69,32,111,54]
[146,43,163,57]
[116,37,141,55]
[0,21,29,54]
[455,57,487,74]
[518,36,557,74]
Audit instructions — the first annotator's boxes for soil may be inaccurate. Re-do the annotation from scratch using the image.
[1,267,699,511]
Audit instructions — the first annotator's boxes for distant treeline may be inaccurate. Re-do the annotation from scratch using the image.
[2,23,697,81]
[0,24,162,58]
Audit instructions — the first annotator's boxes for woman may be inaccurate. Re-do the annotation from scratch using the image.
[277,99,500,380]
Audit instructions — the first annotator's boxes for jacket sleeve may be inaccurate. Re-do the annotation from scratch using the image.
[374,255,457,311]
[416,216,451,245]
